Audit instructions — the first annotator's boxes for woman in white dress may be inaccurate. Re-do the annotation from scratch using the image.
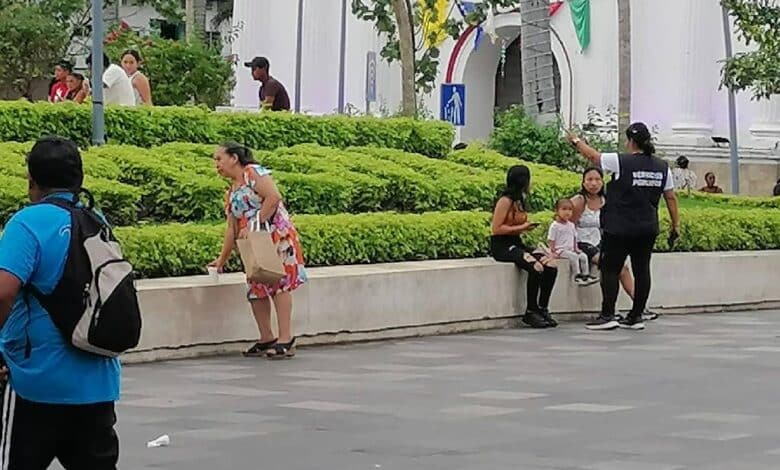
[571,167,658,321]
[121,50,153,106]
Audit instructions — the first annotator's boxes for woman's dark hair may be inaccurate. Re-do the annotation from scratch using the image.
[27,136,84,192]
[579,166,605,198]
[501,165,531,210]
[122,49,142,63]
[221,141,256,165]
[55,60,72,72]
[676,155,690,169]
[626,122,655,155]
[704,171,715,180]
[69,72,85,82]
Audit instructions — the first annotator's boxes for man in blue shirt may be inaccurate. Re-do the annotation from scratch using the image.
[0,137,121,469]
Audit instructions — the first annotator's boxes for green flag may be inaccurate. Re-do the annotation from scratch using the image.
[568,0,591,50]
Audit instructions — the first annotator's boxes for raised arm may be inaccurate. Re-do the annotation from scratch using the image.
[566,130,602,167]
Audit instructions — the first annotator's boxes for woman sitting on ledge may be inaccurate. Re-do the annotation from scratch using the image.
[490,165,558,329]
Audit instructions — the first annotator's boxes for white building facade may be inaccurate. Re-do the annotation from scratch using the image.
[230,0,779,194]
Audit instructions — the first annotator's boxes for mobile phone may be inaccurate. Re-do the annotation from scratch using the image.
[527,222,540,229]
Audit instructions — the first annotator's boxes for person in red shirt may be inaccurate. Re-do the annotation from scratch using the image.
[49,61,72,103]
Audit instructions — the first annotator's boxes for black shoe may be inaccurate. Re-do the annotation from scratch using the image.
[642,310,659,321]
[619,315,646,330]
[538,308,558,328]
[522,310,549,329]
[585,315,619,331]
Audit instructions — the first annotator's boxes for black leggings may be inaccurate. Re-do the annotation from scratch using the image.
[600,232,656,317]
[490,235,558,312]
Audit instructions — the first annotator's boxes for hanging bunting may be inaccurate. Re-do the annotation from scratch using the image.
[421,0,450,48]
[568,0,591,50]
[456,1,486,51]
[549,1,564,16]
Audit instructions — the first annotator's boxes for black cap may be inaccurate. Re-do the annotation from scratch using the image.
[626,122,651,142]
[244,56,269,69]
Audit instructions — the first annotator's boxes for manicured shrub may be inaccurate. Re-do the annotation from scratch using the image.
[115,211,492,278]
[0,101,453,157]
[112,207,780,278]
[447,143,581,211]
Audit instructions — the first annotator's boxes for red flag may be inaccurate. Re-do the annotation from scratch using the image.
[549,1,564,16]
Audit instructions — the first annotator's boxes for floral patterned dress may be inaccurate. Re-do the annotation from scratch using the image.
[226,164,307,300]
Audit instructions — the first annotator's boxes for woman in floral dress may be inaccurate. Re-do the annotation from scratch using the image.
[210,142,307,358]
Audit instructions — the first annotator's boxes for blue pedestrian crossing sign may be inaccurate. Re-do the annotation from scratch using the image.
[441,83,465,127]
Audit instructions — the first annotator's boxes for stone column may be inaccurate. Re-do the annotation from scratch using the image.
[670,0,714,145]
[749,95,780,151]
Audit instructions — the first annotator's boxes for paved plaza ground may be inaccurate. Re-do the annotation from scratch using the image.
[72,310,780,470]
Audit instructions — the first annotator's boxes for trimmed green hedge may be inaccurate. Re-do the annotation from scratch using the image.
[0,101,453,158]
[115,211,491,278]
[679,191,780,209]
[447,144,580,211]
[114,207,780,278]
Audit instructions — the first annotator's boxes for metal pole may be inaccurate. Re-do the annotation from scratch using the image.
[337,0,348,114]
[91,0,105,146]
[294,0,304,113]
[721,5,740,194]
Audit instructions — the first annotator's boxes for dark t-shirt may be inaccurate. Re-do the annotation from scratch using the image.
[259,77,290,111]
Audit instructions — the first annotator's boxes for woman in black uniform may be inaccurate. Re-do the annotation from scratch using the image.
[567,123,680,331]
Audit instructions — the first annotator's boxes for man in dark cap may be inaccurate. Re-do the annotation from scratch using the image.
[244,56,291,111]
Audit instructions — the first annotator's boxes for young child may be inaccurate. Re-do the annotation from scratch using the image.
[548,198,599,286]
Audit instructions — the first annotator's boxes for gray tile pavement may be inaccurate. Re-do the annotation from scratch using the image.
[46,310,780,469]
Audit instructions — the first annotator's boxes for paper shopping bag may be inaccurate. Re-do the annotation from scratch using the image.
[236,230,285,285]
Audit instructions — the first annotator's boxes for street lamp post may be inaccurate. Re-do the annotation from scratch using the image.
[337,0,348,114]
[91,0,105,146]
[294,0,304,113]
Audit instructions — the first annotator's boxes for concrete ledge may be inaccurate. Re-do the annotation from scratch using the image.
[125,251,780,363]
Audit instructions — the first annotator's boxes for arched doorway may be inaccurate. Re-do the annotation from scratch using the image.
[494,35,562,113]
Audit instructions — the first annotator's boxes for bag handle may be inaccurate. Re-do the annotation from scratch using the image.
[250,212,271,232]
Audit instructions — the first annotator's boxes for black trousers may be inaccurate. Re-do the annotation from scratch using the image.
[0,383,119,470]
[491,235,558,312]
[600,232,657,318]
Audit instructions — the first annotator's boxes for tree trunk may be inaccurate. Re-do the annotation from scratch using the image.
[617,0,631,150]
[391,0,416,117]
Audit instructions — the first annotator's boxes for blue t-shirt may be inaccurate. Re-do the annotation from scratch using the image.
[0,193,120,404]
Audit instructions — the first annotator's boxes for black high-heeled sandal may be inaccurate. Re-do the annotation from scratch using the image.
[243,339,277,357]
[267,337,296,359]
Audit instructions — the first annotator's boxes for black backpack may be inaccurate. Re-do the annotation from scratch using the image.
[29,193,142,357]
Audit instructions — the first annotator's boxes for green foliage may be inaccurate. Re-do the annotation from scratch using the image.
[210,112,454,158]
[115,211,492,277]
[447,143,580,211]
[0,4,69,97]
[351,0,523,94]
[0,101,452,157]
[0,144,141,224]
[113,206,780,278]
[679,191,780,210]
[490,106,584,172]
[720,0,780,98]
[104,28,234,108]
